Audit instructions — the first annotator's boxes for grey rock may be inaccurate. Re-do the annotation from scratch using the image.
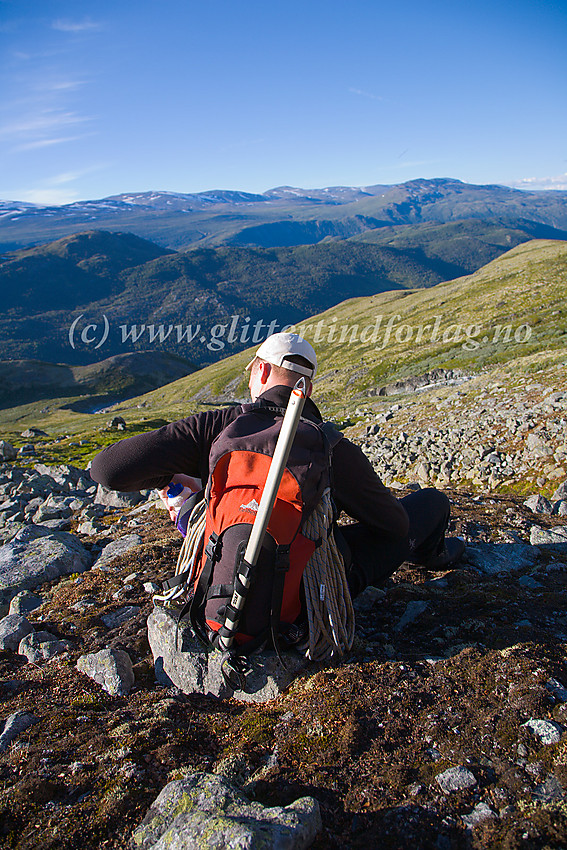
[94,484,144,508]
[0,711,38,753]
[436,766,477,793]
[76,647,135,696]
[9,591,44,615]
[33,463,86,489]
[518,575,543,590]
[352,585,386,613]
[524,494,553,514]
[522,718,564,744]
[530,525,567,546]
[18,444,36,457]
[21,428,47,438]
[555,500,567,516]
[466,543,539,575]
[148,606,312,704]
[395,600,429,632]
[18,631,70,662]
[77,519,103,536]
[461,802,497,828]
[72,597,98,612]
[547,678,567,702]
[107,416,126,429]
[94,534,143,568]
[101,605,141,629]
[0,524,91,607]
[35,517,72,532]
[552,480,567,502]
[80,503,105,519]
[131,772,321,850]
[0,613,33,651]
[532,775,565,803]
[0,441,18,461]
[33,494,72,523]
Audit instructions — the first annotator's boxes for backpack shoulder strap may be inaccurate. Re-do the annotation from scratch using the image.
[319,421,343,450]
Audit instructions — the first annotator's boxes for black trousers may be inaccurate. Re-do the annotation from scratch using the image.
[338,488,451,596]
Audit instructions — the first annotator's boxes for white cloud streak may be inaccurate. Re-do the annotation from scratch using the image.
[507,173,567,191]
[349,87,383,101]
[52,18,102,33]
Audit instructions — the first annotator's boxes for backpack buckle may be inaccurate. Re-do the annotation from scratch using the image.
[220,651,249,691]
[275,544,290,572]
[204,532,222,562]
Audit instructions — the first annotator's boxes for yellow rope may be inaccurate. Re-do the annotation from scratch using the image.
[153,499,206,604]
[300,489,355,661]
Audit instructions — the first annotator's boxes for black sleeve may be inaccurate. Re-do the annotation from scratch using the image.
[331,438,410,539]
[89,406,239,492]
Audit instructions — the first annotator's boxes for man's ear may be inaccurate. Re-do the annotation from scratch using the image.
[259,360,271,384]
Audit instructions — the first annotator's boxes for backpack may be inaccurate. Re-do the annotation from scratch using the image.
[156,402,354,689]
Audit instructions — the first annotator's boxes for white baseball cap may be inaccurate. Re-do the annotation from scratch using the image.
[246,332,317,378]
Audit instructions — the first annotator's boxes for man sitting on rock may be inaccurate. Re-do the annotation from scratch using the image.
[90,332,465,598]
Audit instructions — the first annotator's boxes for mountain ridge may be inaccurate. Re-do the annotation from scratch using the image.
[2,177,567,252]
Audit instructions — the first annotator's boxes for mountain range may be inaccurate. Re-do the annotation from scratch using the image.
[2,178,567,252]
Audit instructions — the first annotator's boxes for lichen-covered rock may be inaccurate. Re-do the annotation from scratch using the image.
[524,494,553,514]
[436,766,477,793]
[465,542,539,575]
[8,590,44,615]
[0,613,33,651]
[0,441,18,461]
[18,630,70,663]
[148,605,312,704]
[94,484,144,508]
[522,718,564,744]
[131,772,321,850]
[100,605,141,629]
[76,647,135,696]
[530,525,567,546]
[0,524,91,606]
[94,534,143,568]
[0,711,38,753]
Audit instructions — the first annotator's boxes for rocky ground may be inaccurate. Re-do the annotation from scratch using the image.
[1,384,567,848]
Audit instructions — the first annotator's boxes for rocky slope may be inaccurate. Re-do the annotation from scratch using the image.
[1,375,567,848]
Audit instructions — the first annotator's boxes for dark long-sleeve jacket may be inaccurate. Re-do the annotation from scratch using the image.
[90,385,409,540]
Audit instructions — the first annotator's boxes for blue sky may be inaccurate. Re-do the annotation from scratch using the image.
[1,0,566,204]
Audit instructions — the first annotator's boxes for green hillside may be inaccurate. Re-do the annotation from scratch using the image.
[2,239,564,462]
[108,239,567,412]
[0,233,464,366]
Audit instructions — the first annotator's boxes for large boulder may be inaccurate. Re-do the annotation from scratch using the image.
[0,525,91,607]
[94,484,144,508]
[94,534,143,569]
[465,543,540,575]
[131,772,321,850]
[76,647,135,696]
[0,613,33,651]
[0,442,18,462]
[147,605,312,704]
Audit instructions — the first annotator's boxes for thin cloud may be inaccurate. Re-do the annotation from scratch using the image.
[52,18,102,33]
[349,87,384,101]
[507,173,567,191]
[16,134,91,151]
[1,109,93,149]
[19,188,80,205]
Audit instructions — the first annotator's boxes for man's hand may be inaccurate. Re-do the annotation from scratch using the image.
[158,473,202,521]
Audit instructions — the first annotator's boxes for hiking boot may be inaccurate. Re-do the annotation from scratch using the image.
[416,537,466,570]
